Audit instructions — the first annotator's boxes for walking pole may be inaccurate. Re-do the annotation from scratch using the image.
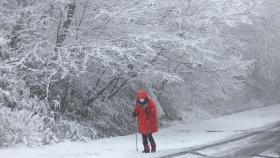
[134,117,138,152]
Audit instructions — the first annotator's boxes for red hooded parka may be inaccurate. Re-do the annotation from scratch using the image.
[134,90,158,134]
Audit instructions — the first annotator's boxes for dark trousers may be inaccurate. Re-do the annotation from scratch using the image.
[142,133,155,145]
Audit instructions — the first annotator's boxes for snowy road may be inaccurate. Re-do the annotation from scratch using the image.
[2,104,280,158]
[159,121,280,158]
[208,123,280,158]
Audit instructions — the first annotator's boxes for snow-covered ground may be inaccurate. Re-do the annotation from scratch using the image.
[2,104,280,158]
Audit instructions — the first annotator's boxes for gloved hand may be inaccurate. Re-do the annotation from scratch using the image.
[132,112,137,117]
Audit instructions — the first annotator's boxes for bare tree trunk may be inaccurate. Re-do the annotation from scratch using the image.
[8,12,25,51]
[55,0,76,49]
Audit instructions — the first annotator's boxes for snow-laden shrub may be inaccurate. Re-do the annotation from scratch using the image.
[0,106,97,147]
[0,107,44,147]
[0,104,98,147]
[0,78,97,147]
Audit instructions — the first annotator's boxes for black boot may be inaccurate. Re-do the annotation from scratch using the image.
[142,144,150,153]
[151,141,156,152]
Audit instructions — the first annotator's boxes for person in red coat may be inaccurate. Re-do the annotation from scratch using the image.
[133,90,158,153]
